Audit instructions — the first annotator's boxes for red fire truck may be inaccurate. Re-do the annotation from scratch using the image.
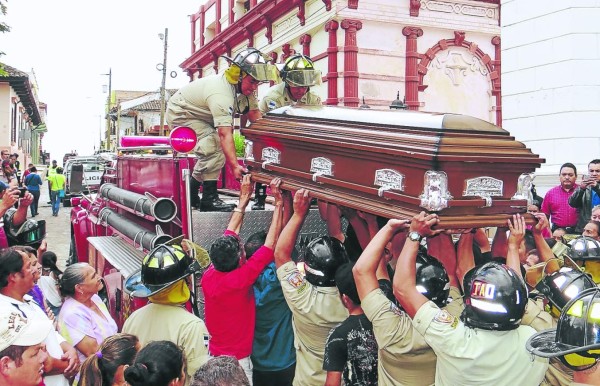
[68,127,330,328]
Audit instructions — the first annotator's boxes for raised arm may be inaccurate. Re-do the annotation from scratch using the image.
[226,174,253,234]
[506,214,526,279]
[274,189,311,269]
[353,218,409,301]
[263,178,283,250]
[393,212,441,318]
[427,232,459,289]
[490,226,508,260]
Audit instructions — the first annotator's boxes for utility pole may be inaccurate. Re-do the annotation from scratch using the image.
[102,68,112,150]
[159,28,168,137]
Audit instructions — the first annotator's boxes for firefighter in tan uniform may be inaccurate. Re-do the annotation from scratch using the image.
[166,48,277,212]
[274,189,348,386]
[353,219,465,386]
[251,54,322,211]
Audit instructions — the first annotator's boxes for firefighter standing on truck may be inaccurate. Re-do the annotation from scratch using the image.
[250,54,323,211]
[166,47,278,212]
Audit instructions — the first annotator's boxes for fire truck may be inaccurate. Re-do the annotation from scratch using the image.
[68,126,331,328]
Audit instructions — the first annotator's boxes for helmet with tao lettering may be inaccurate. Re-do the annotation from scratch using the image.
[416,250,450,307]
[535,264,596,318]
[303,236,349,287]
[461,262,528,331]
[280,54,322,87]
[527,287,600,371]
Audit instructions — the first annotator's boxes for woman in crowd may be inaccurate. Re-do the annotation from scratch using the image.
[14,245,45,310]
[58,262,118,362]
[124,340,187,386]
[79,333,140,386]
[0,159,16,186]
[23,165,43,216]
[38,251,64,317]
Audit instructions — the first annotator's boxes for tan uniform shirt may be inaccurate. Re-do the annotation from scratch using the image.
[122,303,210,386]
[361,288,436,386]
[259,82,321,113]
[277,261,348,386]
[522,296,574,386]
[412,301,549,386]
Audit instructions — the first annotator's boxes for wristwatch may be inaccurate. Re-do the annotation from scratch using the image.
[408,231,423,243]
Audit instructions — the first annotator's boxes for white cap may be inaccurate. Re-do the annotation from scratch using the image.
[0,311,52,352]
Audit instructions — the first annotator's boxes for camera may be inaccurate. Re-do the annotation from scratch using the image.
[18,187,27,198]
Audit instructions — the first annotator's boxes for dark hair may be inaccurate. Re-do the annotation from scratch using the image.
[14,245,37,258]
[124,341,185,386]
[244,230,267,259]
[544,237,557,249]
[210,236,241,272]
[589,159,600,167]
[30,166,38,173]
[560,162,577,176]
[334,262,360,305]
[56,167,64,174]
[58,263,89,297]
[587,220,600,234]
[0,248,25,289]
[192,355,250,386]
[524,229,536,254]
[0,345,28,367]
[79,333,139,386]
[41,251,63,277]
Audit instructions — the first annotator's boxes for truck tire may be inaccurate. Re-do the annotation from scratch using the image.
[63,197,71,208]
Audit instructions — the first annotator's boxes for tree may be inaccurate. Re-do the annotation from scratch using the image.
[0,0,9,75]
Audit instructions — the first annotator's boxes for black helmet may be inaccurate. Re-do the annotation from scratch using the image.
[461,262,527,331]
[527,287,600,371]
[222,47,278,82]
[4,209,46,249]
[569,236,600,260]
[416,251,450,307]
[280,54,322,87]
[125,243,200,297]
[535,265,596,318]
[303,236,349,287]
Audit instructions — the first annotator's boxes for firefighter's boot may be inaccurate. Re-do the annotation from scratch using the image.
[189,177,202,209]
[200,180,235,212]
[251,182,267,210]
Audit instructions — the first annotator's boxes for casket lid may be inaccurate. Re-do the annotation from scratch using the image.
[268,105,504,134]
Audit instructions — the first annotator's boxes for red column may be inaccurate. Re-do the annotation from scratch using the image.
[324,20,339,105]
[341,19,362,107]
[491,36,502,126]
[402,26,423,110]
[300,34,312,57]
[215,0,221,35]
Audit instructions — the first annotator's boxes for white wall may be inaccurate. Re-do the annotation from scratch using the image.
[501,0,600,194]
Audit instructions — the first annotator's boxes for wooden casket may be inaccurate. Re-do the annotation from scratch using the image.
[241,106,544,228]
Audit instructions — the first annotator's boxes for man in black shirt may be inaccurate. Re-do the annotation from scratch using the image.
[323,262,378,386]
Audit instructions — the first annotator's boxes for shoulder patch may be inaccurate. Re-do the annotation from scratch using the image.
[389,301,404,317]
[268,100,277,110]
[287,271,307,291]
[434,309,455,324]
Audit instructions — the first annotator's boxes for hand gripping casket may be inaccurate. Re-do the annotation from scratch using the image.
[242,106,544,228]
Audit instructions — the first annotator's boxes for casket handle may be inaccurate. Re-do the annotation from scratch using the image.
[312,172,324,183]
[378,186,391,198]
[479,195,493,208]
[262,160,272,170]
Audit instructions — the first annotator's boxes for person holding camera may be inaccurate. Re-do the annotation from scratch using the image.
[0,183,35,248]
[569,159,600,233]
[24,166,43,217]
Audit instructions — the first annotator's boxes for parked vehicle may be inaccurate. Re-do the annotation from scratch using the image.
[63,156,106,206]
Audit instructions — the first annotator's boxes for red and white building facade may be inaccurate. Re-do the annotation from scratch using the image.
[180,0,501,124]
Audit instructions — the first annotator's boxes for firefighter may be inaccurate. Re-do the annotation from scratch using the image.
[274,189,349,386]
[166,47,278,212]
[527,287,600,385]
[123,239,210,386]
[252,54,322,211]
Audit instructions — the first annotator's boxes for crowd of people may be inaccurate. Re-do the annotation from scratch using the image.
[3,46,600,386]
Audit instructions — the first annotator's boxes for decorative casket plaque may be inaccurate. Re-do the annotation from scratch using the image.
[241,106,544,228]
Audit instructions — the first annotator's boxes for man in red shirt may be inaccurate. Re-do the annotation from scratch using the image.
[201,176,283,385]
[541,162,579,233]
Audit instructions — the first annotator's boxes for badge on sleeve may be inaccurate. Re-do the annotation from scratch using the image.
[268,100,277,110]
[287,271,307,293]
[434,310,455,324]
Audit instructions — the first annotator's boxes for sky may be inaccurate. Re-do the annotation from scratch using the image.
[1,0,197,159]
